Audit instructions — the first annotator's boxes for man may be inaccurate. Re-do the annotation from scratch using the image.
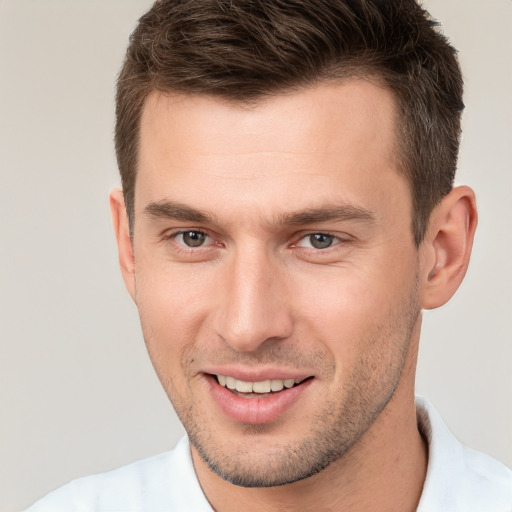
[27,0,511,510]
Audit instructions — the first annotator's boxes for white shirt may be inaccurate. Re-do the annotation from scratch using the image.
[26,397,512,511]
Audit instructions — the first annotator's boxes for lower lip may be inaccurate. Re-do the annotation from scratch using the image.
[205,375,313,424]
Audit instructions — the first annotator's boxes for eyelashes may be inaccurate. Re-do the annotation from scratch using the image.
[165,229,351,257]
[294,233,345,250]
[173,230,211,248]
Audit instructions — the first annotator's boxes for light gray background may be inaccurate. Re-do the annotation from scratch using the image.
[1,1,510,510]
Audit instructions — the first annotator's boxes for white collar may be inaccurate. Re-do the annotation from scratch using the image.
[415,396,511,511]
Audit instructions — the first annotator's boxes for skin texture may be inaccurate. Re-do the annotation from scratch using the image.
[111,80,477,511]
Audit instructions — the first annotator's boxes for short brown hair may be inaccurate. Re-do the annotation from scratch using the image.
[115,0,463,246]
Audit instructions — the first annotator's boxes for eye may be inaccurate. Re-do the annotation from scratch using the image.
[174,230,210,248]
[297,233,338,249]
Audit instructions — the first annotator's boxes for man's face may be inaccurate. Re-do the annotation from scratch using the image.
[130,81,423,486]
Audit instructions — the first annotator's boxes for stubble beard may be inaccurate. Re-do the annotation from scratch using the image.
[147,280,421,488]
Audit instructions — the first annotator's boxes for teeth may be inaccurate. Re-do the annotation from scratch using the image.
[271,379,284,392]
[225,376,237,390]
[236,380,253,393]
[216,375,303,393]
[252,380,271,393]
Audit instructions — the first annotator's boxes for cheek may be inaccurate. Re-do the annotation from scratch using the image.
[134,261,215,371]
[292,256,418,364]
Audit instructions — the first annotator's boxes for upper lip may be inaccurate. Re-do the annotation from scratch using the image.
[202,366,313,382]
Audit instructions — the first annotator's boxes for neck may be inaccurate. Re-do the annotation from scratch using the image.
[193,325,427,512]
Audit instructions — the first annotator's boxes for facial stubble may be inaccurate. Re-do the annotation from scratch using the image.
[141,269,421,489]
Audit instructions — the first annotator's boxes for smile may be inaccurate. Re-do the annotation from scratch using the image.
[215,375,307,395]
[207,373,314,424]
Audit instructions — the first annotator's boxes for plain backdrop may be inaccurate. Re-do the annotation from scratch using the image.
[1,1,511,510]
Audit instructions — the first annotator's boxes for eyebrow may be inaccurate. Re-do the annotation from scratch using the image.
[144,201,215,224]
[281,205,375,225]
[143,200,375,227]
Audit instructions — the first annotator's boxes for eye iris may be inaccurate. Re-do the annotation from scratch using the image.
[183,231,205,247]
[310,233,333,249]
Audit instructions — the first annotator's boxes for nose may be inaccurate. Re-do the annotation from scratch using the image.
[214,245,294,352]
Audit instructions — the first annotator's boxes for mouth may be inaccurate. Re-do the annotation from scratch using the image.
[205,373,314,424]
[214,374,311,397]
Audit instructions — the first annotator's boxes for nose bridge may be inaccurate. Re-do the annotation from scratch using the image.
[217,241,292,352]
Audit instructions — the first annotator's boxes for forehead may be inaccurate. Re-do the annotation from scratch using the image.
[140,78,396,158]
[136,80,407,227]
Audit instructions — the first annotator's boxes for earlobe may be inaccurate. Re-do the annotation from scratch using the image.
[421,186,478,310]
[109,188,136,301]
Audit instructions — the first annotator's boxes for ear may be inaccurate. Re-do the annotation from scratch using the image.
[420,186,478,310]
[109,188,136,301]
